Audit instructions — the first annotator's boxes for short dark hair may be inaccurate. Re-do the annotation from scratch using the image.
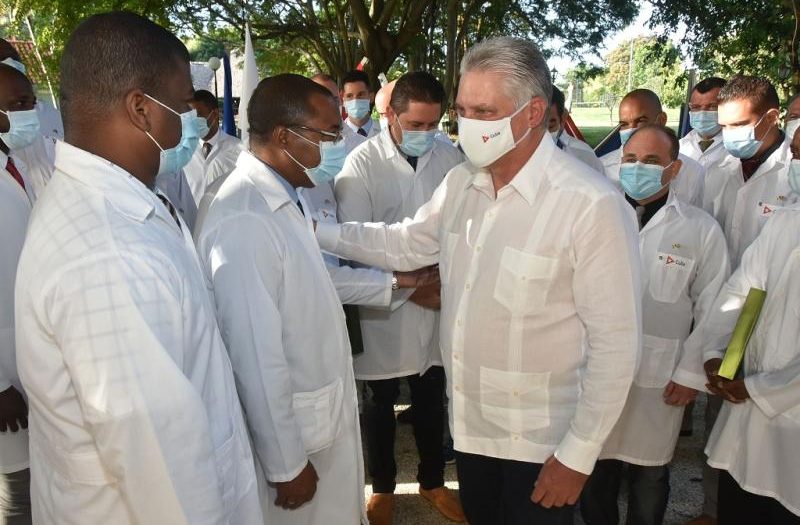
[693,77,726,95]
[248,73,336,144]
[628,124,680,160]
[0,39,21,62]
[718,75,779,114]
[60,11,190,126]
[550,86,566,118]
[389,71,445,115]
[341,70,371,92]
[622,88,663,113]
[191,89,218,111]
[311,73,336,84]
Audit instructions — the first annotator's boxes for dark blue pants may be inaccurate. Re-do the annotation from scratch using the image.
[718,470,800,525]
[580,460,669,525]
[455,451,575,525]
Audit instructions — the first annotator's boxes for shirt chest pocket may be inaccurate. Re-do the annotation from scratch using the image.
[648,252,695,304]
[634,335,681,389]
[291,377,344,454]
[493,247,558,313]
[479,367,551,433]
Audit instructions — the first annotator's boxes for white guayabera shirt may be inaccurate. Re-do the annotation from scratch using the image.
[316,135,641,474]
[183,129,243,206]
[15,142,261,525]
[688,204,800,517]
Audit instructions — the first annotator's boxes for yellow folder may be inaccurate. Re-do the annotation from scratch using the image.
[719,288,767,380]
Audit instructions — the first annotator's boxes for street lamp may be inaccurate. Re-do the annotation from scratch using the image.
[207,57,222,98]
[551,66,557,82]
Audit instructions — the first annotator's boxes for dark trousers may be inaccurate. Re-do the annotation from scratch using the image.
[580,460,669,525]
[0,469,31,525]
[365,366,445,493]
[718,470,800,525]
[455,451,575,525]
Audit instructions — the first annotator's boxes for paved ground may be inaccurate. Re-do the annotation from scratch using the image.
[365,387,709,525]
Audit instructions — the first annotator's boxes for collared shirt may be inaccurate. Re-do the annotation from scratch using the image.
[680,129,731,171]
[334,127,464,380]
[601,195,729,466]
[558,133,605,174]
[183,129,243,206]
[689,204,800,516]
[601,147,707,210]
[15,141,260,525]
[317,136,641,474]
[741,133,785,182]
[345,117,380,138]
[626,191,669,228]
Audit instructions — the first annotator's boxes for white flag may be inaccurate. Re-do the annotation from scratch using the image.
[239,22,259,146]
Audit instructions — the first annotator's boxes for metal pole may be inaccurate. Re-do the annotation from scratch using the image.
[626,40,635,93]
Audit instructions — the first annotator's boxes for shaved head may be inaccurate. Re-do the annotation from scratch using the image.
[375,79,396,116]
[619,89,666,130]
[311,73,339,98]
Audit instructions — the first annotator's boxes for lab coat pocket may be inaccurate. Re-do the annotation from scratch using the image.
[648,252,695,304]
[634,335,681,389]
[479,367,551,433]
[493,247,557,313]
[440,232,459,285]
[213,431,237,512]
[292,377,344,455]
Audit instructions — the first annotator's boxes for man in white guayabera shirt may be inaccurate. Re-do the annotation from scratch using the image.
[314,36,641,525]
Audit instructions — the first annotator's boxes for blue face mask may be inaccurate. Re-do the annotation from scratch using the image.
[789,159,800,196]
[0,108,40,150]
[344,98,371,120]
[619,127,636,146]
[619,161,673,201]
[690,111,721,138]
[722,112,770,159]
[195,114,211,141]
[285,129,348,186]
[1,58,25,74]
[144,94,201,176]
[396,120,436,157]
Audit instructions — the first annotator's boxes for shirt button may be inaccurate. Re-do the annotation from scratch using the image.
[457,319,463,326]
[455,386,462,392]
[513,390,520,397]
[520,276,527,281]
[465,283,472,291]
[512,435,520,441]
[476,246,482,252]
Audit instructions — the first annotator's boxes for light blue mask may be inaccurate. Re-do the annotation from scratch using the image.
[397,121,436,157]
[345,98,371,120]
[144,94,201,176]
[789,159,800,196]
[619,127,636,146]
[1,58,25,74]
[0,108,40,150]
[722,113,769,159]
[619,161,672,201]
[690,111,721,137]
[195,115,211,141]
[285,129,348,186]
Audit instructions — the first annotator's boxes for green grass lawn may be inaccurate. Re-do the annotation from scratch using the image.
[571,106,682,148]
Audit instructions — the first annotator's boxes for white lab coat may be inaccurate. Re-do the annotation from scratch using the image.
[600,196,730,465]
[601,147,706,209]
[345,117,380,138]
[342,124,367,154]
[15,141,261,525]
[195,151,366,525]
[702,138,796,269]
[15,134,55,201]
[156,168,198,232]
[0,151,37,475]
[558,133,604,174]
[689,204,800,516]
[183,129,242,205]
[679,129,731,172]
[335,129,465,380]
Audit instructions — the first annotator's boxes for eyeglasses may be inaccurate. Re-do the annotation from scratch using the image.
[290,125,343,143]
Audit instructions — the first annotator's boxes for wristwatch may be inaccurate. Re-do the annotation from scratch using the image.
[391,273,399,290]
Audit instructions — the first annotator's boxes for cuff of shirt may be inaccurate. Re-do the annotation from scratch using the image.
[671,369,708,392]
[703,349,725,364]
[265,459,309,484]
[553,430,602,475]
[315,221,341,254]
[745,375,779,419]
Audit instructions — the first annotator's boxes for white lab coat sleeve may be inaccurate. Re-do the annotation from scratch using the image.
[555,194,640,475]
[317,171,453,272]
[746,354,800,418]
[46,252,226,525]
[673,222,731,390]
[203,215,309,483]
[326,263,393,307]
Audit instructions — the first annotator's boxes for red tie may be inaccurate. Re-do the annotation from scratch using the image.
[5,157,25,190]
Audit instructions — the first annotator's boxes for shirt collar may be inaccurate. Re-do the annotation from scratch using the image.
[54,141,157,223]
[345,117,373,134]
[204,127,220,147]
[238,150,298,212]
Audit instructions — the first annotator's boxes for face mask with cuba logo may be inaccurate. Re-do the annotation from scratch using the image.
[458,101,531,168]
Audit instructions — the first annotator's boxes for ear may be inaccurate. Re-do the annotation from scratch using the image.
[656,112,668,126]
[126,89,152,133]
[528,96,548,128]
[666,159,683,182]
[273,125,291,147]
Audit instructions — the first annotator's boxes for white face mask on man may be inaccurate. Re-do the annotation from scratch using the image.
[457,102,531,168]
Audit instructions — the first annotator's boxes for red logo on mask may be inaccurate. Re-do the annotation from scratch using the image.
[482,135,490,143]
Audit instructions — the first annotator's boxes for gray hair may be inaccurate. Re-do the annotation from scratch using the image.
[460,36,552,110]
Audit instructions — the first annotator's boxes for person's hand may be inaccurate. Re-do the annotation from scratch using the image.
[704,358,726,397]
[663,381,697,406]
[409,284,441,310]
[531,456,588,508]
[395,265,440,289]
[0,387,27,433]
[704,358,749,403]
[274,462,318,510]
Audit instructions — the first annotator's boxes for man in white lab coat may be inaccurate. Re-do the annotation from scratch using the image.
[0,61,51,525]
[314,37,641,525]
[703,75,796,269]
[342,70,380,138]
[184,89,242,205]
[680,77,731,171]
[547,87,604,173]
[196,74,366,525]
[312,73,367,155]
[602,89,706,209]
[335,71,466,525]
[580,125,730,525]
[14,13,261,525]
[694,179,800,523]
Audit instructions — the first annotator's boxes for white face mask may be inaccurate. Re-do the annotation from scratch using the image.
[379,116,389,131]
[786,118,800,142]
[457,102,531,168]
